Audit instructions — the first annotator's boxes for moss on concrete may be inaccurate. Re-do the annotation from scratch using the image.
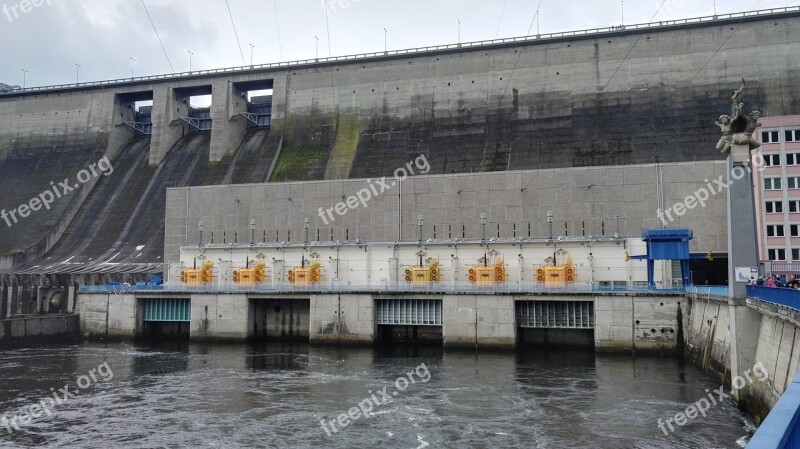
[269,144,329,182]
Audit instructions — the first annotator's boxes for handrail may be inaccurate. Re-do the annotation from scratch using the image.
[1,6,797,97]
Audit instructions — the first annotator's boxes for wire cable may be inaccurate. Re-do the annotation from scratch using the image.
[497,0,543,106]
[494,0,508,39]
[691,0,763,81]
[273,0,284,59]
[225,0,247,65]
[602,0,667,91]
[141,0,174,72]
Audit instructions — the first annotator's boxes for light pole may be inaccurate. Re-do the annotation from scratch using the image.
[21,69,28,89]
[249,43,254,66]
[250,219,256,245]
[130,58,137,79]
[188,51,193,73]
[480,213,487,242]
[384,28,388,53]
[198,221,205,247]
[417,215,424,244]
[315,36,319,60]
[458,20,461,45]
[304,218,310,245]
[74,64,81,84]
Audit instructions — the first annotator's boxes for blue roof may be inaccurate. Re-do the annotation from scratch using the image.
[641,228,693,241]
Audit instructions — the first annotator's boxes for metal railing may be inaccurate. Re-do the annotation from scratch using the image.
[747,370,800,448]
[1,7,797,97]
[747,285,800,312]
[78,282,695,295]
[686,285,730,298]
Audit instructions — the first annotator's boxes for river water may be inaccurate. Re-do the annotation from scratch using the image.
[0,341,753,448]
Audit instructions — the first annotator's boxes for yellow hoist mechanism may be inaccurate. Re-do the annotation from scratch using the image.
[181,260,213,285]
[404,256,441,285]
[288,256,321,285]
[535,258,576,285]
[232,259,266,285]
[467,254,506,286]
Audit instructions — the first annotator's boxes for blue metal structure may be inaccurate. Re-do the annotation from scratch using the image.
[747,286,800,312]
[630,229,710,288]
[747,371,800,448]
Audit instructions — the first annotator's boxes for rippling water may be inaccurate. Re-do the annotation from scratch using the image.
[0,341,753,448]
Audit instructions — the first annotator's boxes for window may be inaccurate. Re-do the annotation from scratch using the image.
[763,131,780,143]
[767,225,785,237]
[791,201,800,213]
[792,225,800,237]
[764,154,782,166]
[791,178,800,189]
[794,249,800,261]
[765,178,783,190]
[769,249,787,261]
[789,154,800,166]
[766,201,784,213]
[786,130,800,142]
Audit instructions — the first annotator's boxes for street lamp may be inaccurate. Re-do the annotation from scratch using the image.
[249,43,255,66]
[458,20,461,45]
[74,64,81,84]
[130,58,137,79]
[417,215,424,243]
[304,218,310,244]
[198,221,205,246]
[384,28,388,53]
[250,219,256,245]
[315,36,319,60]
[21,69,28,89]
[546,210,554,239]
[188,51,193,73]
[480,213,487,242]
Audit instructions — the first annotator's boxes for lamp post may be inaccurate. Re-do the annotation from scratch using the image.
[458,20,461,45]
[75,64,81,84]
[21,69,28,89]
[480,213,487,242]
[249,44,254,66]
[198,221,205,247]
[250,219,256,245]
[188,51,193,73]
[417,215,424,244]
[304,218,310,245]
[546,210,554,239]
[384,28,388,53]
[130,58,137,79]
[315,36,319,60]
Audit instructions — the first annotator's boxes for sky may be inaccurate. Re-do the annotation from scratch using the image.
[0,0,797,89]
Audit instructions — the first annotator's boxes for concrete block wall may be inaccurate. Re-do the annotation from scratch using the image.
[686,296,732,380]
[165,160,728,264]
[594,295,681,352]
[442,294,515,349]
[189,293,248,341]
[309,294,374,345]
[77,293,137,339]
[0,315,79,343]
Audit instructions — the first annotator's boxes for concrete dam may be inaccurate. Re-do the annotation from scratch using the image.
[0,9,798,281]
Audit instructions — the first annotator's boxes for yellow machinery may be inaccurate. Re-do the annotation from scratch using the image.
[288,259,321,286]
[467,258,506,286]
[232,261,266,286]
[535,258,576,286]
[404,259,441,285]
[180,261,213,285]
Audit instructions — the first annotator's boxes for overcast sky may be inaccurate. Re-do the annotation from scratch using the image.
[0,0,797,88]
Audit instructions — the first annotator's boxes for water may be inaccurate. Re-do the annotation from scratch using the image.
[0,341,754,448]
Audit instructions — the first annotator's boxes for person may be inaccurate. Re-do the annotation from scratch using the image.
[775,276,784,288]
[788,275,800,289]
[766,277,776,287]
[756,276,765,286]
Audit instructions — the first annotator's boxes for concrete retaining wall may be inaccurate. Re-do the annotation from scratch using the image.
[0,314,79,343]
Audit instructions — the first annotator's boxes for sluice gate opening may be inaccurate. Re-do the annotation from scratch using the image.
[140,297,190,339]
[517,300,595,348]
[376,298,443,345]
[249,298,310,342]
